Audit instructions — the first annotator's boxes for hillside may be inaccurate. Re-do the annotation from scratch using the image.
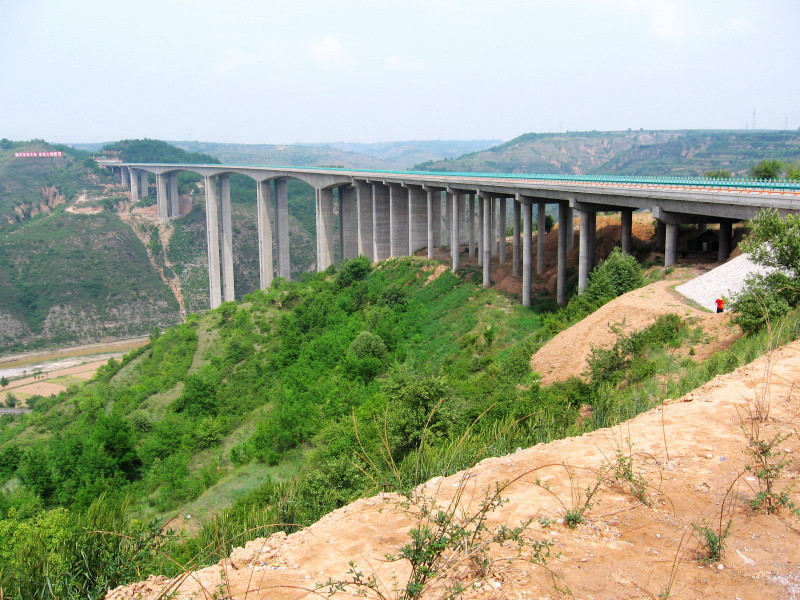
[0,139,320,353]
[0,210,180,353]
[162,139,502,171]
[531,274,741,385]
[319,139,502,169]
[109,338,800,600]
[2,252,798,598]
[0,139,105,225]
[416,129,800,176]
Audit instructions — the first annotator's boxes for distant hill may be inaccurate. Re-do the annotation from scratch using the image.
[160,139,501,171]
[168,141,393,170]
[0,139,103,225]
[315,139,502,169]
[414,129,800,176]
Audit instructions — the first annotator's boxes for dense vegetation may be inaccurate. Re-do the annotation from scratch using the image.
[103,139,218,166]
[0,139,104,225]
[2,246,796,598]
[0,210,180,353]
[732,209,800,333]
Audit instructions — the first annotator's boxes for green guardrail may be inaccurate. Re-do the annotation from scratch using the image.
[105,161,800,192]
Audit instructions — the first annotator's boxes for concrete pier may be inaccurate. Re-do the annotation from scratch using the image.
[477,195,483,267]
[121,168,130,187]
[664,222,678,266]
[168,173,179,217]
[566,206,575,251]
[139,171,149,199]
[220,175,235,302]
[578,210,596,293]
[256,180,274,289]
[718,221,732,262]
[490,199,497,256]
[408,185,427,255]
[129,168,139,203]
[426,188,435,259]
[522,201,532,306]
[557,203,568,305]
[450,192,461,270]
[537,202,546,275]
[482,194,491,286]
[444,192,452,248]
[389,184,409,257]
[621,209,633,253]
[498,197,507,263]
[512,199,521,276]
[356,182,374,261]
[340,185,359,260]
[430,189,442,249]
[372,184,391,261]
[655,222,666,252]
[469,195,476,257]
[156,173,169,220]
[318,188,335,269]
[204,176,222,309]
[275,179,291,279]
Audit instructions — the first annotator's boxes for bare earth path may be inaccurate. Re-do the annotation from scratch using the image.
[109,340,800,600]
[531,272,741,385]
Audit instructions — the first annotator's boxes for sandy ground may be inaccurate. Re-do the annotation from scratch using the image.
[107,338,800,600]
[530,273,741,385]
[0,359,114,405]
[0,337,148,369]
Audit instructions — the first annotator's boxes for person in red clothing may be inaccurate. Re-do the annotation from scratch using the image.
[715,297,725,313]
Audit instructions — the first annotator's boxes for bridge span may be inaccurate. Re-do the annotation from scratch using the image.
[102,162,800,309]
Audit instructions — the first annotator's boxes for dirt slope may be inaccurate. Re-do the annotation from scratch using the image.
[108,340,800,600]
[531,272,740,385]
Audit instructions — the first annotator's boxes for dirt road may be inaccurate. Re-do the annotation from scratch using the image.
[531,272,740,385]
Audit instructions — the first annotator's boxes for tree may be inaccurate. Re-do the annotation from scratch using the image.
[749,160,784,180]
[534,214,555,233]
[732,209,800,333]
[0,376,8,387]
[786,162,800,180]
[740,209,800,279]
[705,169,732,179]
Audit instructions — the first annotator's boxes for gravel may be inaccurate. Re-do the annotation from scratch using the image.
[675,254,773,311]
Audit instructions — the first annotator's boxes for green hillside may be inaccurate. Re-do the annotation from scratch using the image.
[1,252,797,598]
[0,211,181,352]
[0,139,105,225]
[416,129,800,176]
[0,139,322,352]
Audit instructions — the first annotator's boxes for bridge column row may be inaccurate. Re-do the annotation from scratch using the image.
[155,173,181,221]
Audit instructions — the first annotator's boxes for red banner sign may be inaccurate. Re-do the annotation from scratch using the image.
[14,151,63,158]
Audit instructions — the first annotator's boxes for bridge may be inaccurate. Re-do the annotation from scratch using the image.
[102,162,800,309]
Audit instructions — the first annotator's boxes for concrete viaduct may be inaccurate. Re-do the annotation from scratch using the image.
[104,162,800,309]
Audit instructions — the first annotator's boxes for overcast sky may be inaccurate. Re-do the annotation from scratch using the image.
[1,0,797,144]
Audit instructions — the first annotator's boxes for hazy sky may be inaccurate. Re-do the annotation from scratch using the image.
[1,0,797,144]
